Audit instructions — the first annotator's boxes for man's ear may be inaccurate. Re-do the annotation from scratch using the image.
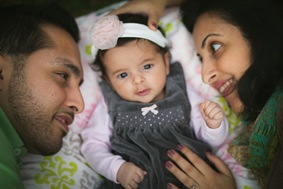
[0,55,12,91]
[0,70,3,80]
[0,56,4,91]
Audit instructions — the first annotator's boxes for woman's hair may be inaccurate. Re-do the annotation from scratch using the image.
[278,102,283,142]
[181,0,283,122]
[92,13,169,77]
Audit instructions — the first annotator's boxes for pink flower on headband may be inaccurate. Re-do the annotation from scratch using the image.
[90,15,124,50]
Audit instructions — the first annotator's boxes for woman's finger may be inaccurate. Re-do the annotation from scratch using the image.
[166,149,200,187]
[165,161,196,188]
[206,151,233,177]
[167,183,180,189]
[176,145,214,179]
[109,1,136,15]
[167,145,237,189]
[109,0,162,30]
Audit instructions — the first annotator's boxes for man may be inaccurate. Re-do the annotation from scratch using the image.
[0,3,84,188]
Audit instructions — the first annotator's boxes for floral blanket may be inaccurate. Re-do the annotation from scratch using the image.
[20,1,240,188]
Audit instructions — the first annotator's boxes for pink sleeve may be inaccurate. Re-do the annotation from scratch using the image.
[80,98,125,183]
[187,84,229,150]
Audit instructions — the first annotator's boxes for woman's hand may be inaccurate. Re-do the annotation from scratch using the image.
[109,0,169,30]
[165,145,236,189]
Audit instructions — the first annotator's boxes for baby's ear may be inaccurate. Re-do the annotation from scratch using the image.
[102,75,113,86]
[102,75,109,82]
[164,52,170,75]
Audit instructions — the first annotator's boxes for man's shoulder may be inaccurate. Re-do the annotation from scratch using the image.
[0,129,23,188]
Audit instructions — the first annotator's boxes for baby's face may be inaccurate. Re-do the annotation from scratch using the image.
[103,40,170,103]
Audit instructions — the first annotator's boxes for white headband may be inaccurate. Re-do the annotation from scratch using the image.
[90,15,168,50]
[122,23,167,47]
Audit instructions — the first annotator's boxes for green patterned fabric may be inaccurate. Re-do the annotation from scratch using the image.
[20,128,103,189]
[34,156,78,188]
[248,87,283,185]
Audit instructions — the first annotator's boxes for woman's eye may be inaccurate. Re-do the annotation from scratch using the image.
[143,64,153,70]
[197,54,203,63]
[211,43,221,52]
[118,72,128,79]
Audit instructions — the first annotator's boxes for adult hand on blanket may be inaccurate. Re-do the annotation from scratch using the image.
[109,0,167,30]
[165,145,236,189]
[117,162,147,189]
[199,100,225,129]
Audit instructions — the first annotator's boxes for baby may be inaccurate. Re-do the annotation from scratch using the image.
[81,14,229,189]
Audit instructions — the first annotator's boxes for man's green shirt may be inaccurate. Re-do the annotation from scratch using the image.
[0,107,26,188]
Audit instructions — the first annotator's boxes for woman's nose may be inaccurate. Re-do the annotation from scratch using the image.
[201,60,218,84]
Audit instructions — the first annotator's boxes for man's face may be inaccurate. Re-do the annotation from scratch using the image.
[2,25,84,155]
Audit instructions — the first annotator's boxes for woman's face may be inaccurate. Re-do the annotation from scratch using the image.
[193,12,252,113]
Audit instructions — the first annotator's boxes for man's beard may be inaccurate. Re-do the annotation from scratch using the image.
[7,69,63,155]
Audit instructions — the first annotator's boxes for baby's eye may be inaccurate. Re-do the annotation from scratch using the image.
[143,64,153,70]
[118,72,128,79]
[211,43,221,52]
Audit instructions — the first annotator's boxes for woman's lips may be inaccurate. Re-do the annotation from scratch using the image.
[216,79,234,97]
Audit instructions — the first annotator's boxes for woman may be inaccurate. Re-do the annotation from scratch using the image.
[111,0,283,188]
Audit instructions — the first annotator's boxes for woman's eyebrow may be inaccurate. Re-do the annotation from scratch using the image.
[201,33,222,48]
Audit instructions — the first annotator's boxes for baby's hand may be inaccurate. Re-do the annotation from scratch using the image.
[199,100,224,129]
[117,162,147,189]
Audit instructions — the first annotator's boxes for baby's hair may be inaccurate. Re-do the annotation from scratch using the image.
[92,13,169,77]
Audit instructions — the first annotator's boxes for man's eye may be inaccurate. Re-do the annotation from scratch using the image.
[58,73,69,80]
[143,64,153,70]
[211,43,221,52]
[118,72,128,79]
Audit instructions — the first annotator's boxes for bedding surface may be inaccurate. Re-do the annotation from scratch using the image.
[20,1,240,188]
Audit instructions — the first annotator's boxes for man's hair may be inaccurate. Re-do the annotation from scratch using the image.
[0,3,79,59]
